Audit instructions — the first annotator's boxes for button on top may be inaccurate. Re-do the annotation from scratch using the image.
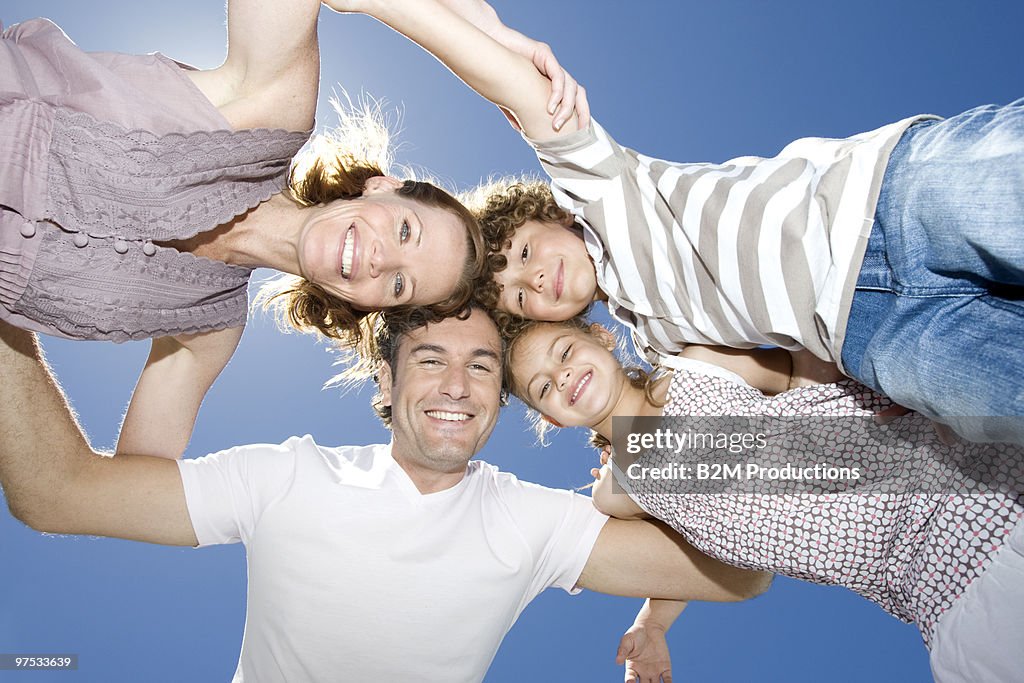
[113,238,129,254]
[20,222,36,238]
[142,241,157,257]
[73,233,90,248]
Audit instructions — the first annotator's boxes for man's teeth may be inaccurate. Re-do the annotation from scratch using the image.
[341,227,354,278]
[426,410,470,422]
[571,371,592,405]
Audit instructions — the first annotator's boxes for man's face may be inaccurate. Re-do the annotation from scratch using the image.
[378,310,503,480]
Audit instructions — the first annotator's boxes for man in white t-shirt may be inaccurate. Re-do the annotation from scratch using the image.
[0,310,768,682]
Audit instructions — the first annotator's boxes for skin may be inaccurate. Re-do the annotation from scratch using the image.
[104,2,478,462]
[296,177,469,310]
[376,310,504,493]
[0,312,769,598]
[511,323,653,438]
[493,219,601,320]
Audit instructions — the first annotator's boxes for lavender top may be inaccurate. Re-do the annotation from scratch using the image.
[0,18,310,341]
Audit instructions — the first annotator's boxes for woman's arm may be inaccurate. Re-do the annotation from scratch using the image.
[333,0,580,139]
[117,327,244,460]
[429,0,589,129]
[187,0,322,131]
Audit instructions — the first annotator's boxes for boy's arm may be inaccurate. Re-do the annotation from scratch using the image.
[329,0,581,139]
[618,599,687,683]
[0,322,197,546]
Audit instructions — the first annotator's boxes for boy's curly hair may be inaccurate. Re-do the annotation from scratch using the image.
[462,176,581,337]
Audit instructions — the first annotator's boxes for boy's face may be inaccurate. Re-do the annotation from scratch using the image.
[493,219,598,321]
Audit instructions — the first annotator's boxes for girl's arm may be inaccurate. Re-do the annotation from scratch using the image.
[117,327,244,460]
[332,0,581,139]
[617,599,687,683]
[678,345,844,395]
[186,0,322,132]
[592,463,648,520]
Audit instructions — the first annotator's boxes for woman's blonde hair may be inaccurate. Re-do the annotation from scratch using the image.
[256,97,485,350]
[501,316,666,445]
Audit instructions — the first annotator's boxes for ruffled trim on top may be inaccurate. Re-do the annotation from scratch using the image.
[44,107,310,241]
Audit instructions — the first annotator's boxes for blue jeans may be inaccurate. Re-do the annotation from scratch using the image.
[841,98,1024,444]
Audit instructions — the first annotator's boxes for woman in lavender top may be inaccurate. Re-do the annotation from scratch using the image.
[1,0,585,459]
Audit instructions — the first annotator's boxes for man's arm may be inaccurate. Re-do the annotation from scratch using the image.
[0,322,197,546]
[577,517,772,602]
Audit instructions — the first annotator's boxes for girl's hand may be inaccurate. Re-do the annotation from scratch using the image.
[617,622,674,683]
[591,444,613,479]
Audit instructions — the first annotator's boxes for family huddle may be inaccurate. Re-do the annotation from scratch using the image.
[1,1,1022,681]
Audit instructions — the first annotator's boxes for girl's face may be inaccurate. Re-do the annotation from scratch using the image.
[493,220,598,321]
[510,323,624,428]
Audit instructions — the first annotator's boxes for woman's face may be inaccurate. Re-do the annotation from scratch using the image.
[493,219,598,321]
[510,323,624,428]
[298,187,468,310]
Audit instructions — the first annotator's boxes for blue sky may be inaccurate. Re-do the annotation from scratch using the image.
[2,1,1022,681]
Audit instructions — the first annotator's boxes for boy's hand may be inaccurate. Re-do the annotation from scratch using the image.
[617,622,674,683]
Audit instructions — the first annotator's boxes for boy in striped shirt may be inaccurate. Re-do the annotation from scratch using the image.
[354,0,1023,445]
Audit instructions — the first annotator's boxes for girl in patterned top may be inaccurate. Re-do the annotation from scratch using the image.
[505,317,1024,683]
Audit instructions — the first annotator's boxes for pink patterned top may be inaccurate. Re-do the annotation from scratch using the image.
[619,365,1023,646]
[0,19,310,341]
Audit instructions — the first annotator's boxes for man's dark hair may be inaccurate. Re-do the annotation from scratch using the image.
[353,305,509,428]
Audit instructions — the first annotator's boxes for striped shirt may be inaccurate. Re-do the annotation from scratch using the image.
[527,115,933,364]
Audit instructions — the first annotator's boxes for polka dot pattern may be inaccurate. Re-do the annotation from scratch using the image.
[627,371,1024,647]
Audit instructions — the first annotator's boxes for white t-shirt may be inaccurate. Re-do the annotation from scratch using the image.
[177,436,608,682]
